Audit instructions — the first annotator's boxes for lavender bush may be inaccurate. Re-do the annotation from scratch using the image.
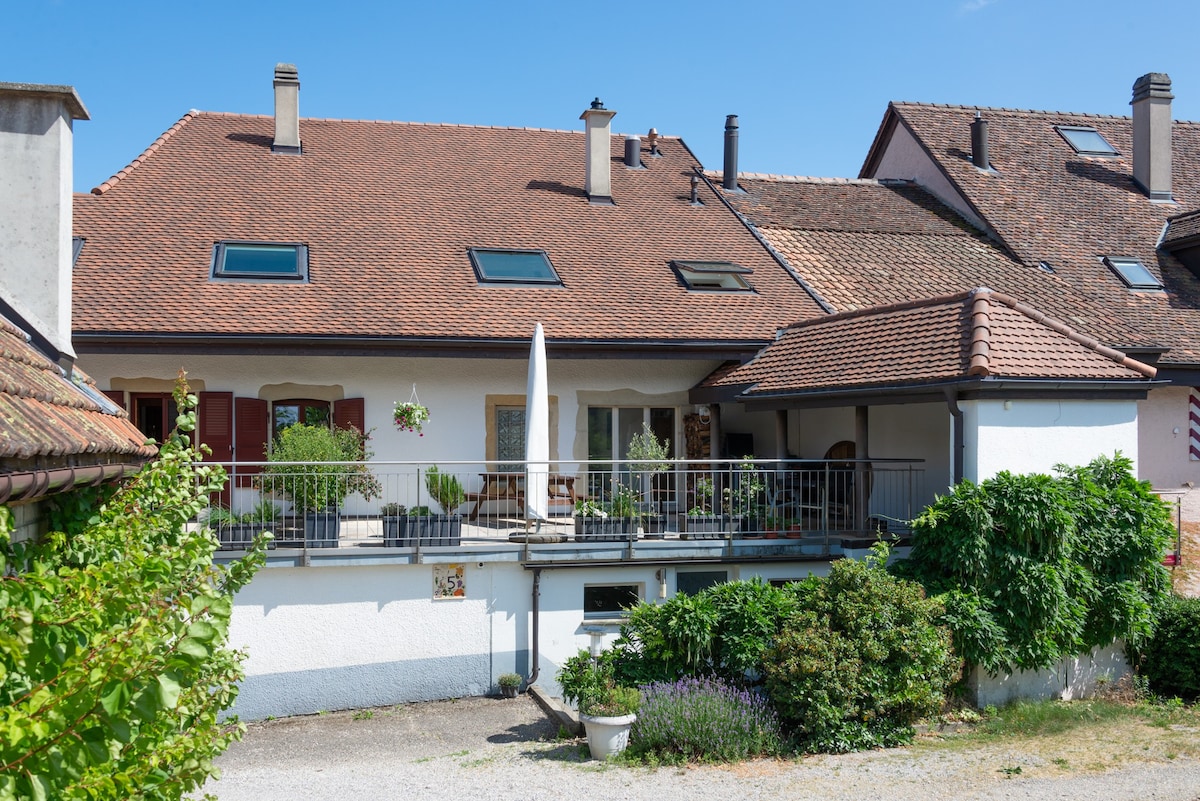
[629,677,783,762]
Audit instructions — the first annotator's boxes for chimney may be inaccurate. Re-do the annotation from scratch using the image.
[1131,72,1173,201]
[0,82,89,368]
[273,63,301,154]
[624,134,642,169]
[580,98,616,203]
[970,112,990,170]
[722,115,739,191]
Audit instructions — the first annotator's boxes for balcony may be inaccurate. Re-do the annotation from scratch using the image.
[206,458,925,566]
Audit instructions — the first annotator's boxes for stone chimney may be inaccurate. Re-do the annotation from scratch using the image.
[273,63,301,154]
[1131,72,1172,201]
[0,82,89,367]
[580,98,616,204]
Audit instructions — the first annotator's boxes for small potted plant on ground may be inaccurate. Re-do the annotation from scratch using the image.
[260,423,381,548]
[497,672,523,699]
[557,650,639,760]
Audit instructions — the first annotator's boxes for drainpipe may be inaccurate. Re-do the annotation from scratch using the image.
[943,389,964,484]
[527,568,542,686]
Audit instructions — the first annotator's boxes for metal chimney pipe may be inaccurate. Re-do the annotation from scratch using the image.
[690,174,700,204]
[970,112,989,169]
[722,114,739,190]
[624,134,641,168]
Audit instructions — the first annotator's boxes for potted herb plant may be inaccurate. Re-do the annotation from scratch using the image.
[260,423,382,548]
[418,466,464,545]
[497,672,523,699]
[683,476,724,539]
[626,422,670,534]
[723,458,767,537]
[557,650,639,760]
[574,484,637,542]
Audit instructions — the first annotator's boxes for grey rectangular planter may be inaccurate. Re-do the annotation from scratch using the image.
[574,516,636,542]
[682,514,727,539]
[384,514,463,547]
[304,510,341,548]
[216,523,278,551]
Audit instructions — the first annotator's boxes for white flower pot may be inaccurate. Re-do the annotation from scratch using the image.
[580,713,636,760]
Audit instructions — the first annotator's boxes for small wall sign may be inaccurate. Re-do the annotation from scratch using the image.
[434,564,465,599]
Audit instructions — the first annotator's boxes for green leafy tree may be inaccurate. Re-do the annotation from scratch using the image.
[0,380,268,800]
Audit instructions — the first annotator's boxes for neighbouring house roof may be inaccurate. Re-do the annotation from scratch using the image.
[859,102,1200,366]
[715,174,1148,349]
[1163,207,1200,249]
[72,112,827,357]
[705,289,1156,404]
[0,313,154,500]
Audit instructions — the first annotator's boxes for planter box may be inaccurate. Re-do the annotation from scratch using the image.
[739,516,769,538]
[573,516,636,542]
[216,523,278,551]
[304,509,341,548]
[682,514,726,539]
[383,514,463,547]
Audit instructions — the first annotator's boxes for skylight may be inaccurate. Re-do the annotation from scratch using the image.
[1055,126,1119,157]
[469,248,562,285]
[1104,256,1162,290]
[212,242,308,281]
[671,260,753,292]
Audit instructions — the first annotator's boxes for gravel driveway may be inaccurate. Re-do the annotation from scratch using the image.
[205,696,1200,801]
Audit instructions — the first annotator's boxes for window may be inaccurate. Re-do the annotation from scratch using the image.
[671,260,753,291]
[469,248,561,285]
[212,241,308,281]
[583,584,641,618]
[1104,256,1162,290]
[677,570,728,596]
[495,406,526,470]
[131,392,180,445]
[72,236,84,266]
[588,406,677,507]
[273,399,331,440]
[1055,126,1118,157]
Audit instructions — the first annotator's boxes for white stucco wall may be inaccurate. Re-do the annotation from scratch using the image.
[964,642,1131,707]
[1138,386,1200,523]
[227,556,836,720]
[962,399,1139,483]
[868,121,988,232]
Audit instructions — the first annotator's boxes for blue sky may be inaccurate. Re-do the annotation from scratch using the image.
[9,0,1200,193]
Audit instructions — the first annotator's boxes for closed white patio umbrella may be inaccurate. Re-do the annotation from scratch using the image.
[525,323,549,531]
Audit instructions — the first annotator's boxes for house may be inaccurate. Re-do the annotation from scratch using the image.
[857,72,1200,530]
[67,64,1172,718]
[0,82,153,543]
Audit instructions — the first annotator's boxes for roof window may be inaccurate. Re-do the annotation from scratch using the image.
[212,242,308,281]
[469,248,562,285]
[671,260,753,292]
[1055,126,1119,157]
[1104,256,1162,290]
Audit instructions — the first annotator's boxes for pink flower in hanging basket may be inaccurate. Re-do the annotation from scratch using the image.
[393,401,430,435]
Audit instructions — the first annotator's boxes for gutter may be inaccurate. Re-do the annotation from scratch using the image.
[0,462,143,504]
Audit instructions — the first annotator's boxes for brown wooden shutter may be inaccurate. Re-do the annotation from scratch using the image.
[333,397,365,433]
[198,391,234,463]
[233,397,269,487]
[102,389,127,410]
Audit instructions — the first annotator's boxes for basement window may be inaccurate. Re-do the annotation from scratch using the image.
[671,260,753,292]
[1055,126,1119,157]
[1104,256,1162,290]
[212,242,308,281]
[583,584,641,619]
[469,248,562,285]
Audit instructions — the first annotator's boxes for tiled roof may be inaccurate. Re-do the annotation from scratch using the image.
[73,113,826,347]
[862,102,1200,365]
[720,176,1148,346]
[1164,208,1200,248]
[715,289,1154,397]
[0,315,155,464]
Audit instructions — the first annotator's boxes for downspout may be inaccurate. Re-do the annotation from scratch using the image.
[527,568,542,686]
[943,389,964,484]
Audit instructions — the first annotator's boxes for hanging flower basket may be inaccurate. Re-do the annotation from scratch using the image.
[393,401,430,435]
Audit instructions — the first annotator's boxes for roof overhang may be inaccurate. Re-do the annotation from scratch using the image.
[726,376,1161,412]
[73,333,771,362]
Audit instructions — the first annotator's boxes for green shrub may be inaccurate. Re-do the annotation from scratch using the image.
[557,650,639,716]
[1140,595,1200,701]
[763,546,959,753]
[629,676,782,762]
[261,423,381,511]
[423,466,465,514]
[899,454,1173,675]
[610,579,797,686]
